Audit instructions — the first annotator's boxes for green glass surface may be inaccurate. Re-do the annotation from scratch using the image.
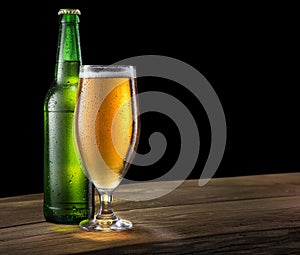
[43,9,93,224]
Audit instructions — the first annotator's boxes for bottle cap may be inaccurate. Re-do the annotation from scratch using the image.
[58,9,81,15]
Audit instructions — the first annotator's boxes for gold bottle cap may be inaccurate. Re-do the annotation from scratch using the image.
[58,9,81,15]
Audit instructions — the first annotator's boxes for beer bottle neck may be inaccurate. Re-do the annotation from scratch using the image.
[54,14,82,86]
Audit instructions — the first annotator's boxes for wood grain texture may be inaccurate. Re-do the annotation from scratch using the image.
[0,173,299,254]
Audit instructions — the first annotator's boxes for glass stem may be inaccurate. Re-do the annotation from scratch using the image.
[95,190,117,221]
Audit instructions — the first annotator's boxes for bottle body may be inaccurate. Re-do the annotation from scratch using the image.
[43,10,93,224]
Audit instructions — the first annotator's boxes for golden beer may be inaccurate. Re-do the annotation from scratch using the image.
[75,76,138,191]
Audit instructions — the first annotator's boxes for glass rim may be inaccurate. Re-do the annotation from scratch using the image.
[79,65,136,78]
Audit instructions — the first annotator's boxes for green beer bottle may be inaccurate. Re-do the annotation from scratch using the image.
[43,8,94,224]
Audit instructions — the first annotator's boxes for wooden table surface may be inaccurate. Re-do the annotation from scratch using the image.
[1,173,300,254]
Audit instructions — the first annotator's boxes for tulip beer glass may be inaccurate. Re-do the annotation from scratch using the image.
[74,65,139,231]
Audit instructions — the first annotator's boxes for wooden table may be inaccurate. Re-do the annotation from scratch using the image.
[1,173,300,254]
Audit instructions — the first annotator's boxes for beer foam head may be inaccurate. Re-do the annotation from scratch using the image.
[80,65,136,79]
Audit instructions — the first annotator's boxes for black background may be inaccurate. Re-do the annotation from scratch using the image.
[1,2,299,197]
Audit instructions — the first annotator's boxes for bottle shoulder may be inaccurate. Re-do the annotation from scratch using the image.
[44,84,78,112]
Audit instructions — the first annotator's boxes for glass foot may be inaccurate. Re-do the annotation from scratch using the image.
[79,217,133,232]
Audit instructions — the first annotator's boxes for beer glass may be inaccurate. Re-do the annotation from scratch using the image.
[74,65,140,231]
